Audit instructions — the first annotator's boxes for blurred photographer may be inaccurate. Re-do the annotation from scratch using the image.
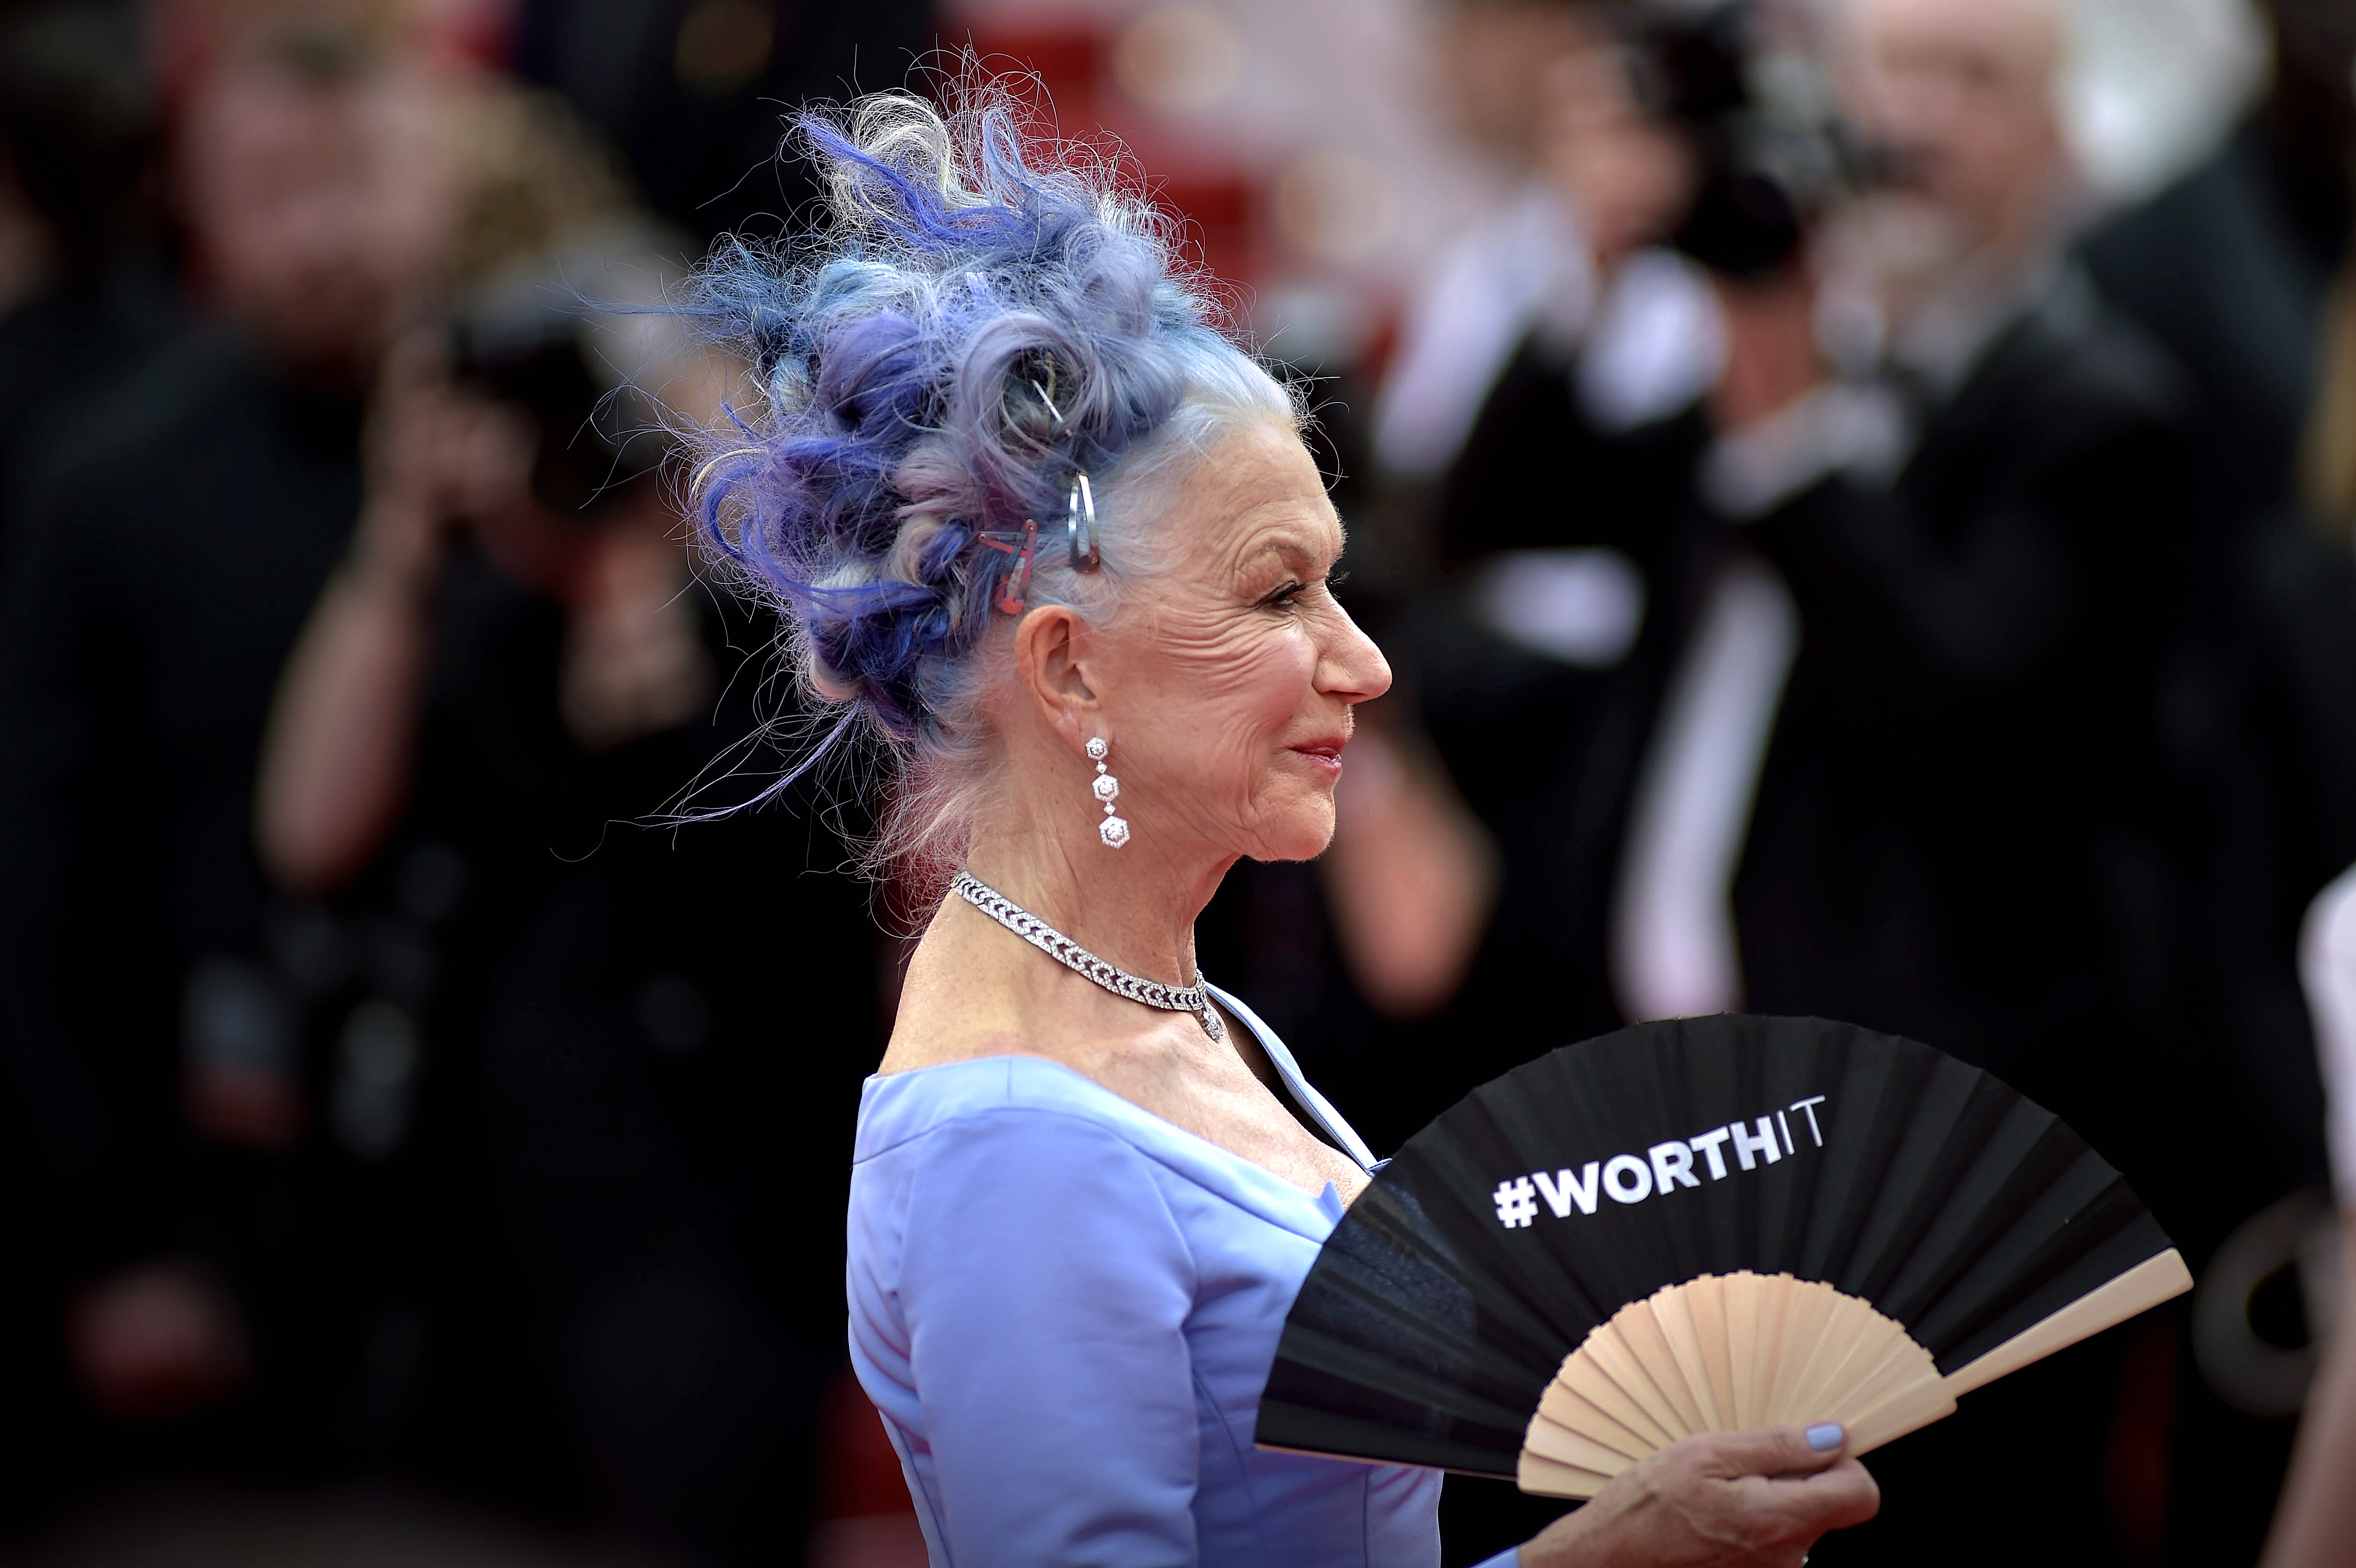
[1612,0,2226,1559]
[253,94,880,1566]
[1378,7,1726,1088]
[0,7,465,1495]
[1374,0,1695,488]
[1392,1,2262,1553]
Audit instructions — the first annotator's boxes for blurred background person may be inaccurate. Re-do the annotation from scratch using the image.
[2267,847,2356,1563]
[2083,0,2351,536]
[2258,112,2356,1559]
[1670,0,2206,1557]
[2089,4,2356,1557]
[0,0,937,1559]
[0,0,171,1531]
[251,86,883,1564]
[1375,0,1635,486]
[0,0,464,1514]
[503,0,937,252]
[1380,1,1742,1165]
[1311,0,1661,1104]
[1363,0,2351,1557]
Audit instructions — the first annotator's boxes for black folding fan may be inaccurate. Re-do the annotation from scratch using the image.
[1256,1015,2190,1498]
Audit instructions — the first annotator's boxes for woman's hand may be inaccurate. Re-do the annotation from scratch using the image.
[1520,1424,1881,1567]
[352,330,533,599]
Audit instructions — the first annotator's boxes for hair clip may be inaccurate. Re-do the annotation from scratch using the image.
[979,518,1038,615]
[1067,473,1099,573]
[1031,378,1067,431]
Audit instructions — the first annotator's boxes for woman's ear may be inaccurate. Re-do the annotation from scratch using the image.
[1012,604,1100,750]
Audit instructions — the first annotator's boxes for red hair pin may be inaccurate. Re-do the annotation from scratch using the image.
[979,518,1039,615]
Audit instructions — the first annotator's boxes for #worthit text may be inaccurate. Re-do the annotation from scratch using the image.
[1493,1097,1829,1229]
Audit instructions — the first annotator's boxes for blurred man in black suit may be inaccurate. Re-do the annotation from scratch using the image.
[1661,0,2291,1560]
[1363,2,2335,1560]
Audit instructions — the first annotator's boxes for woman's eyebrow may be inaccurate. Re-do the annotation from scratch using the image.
[1244,524,1340,567]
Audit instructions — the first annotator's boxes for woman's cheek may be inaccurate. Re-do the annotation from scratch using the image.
[1174,623,1303,722]
[1149,619,1317,816]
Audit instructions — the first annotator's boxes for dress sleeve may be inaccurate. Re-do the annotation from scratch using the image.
[899,1108,1202,1567]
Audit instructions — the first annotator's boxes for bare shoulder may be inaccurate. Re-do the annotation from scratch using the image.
[878,914,1059,1075]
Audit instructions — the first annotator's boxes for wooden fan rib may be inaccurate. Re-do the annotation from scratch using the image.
[1837,1330,1941,1420]
[1522,1274,1950,1502]
[1590,1314,1698,1440]
[1553,1339,1681,1451]
[1617,1301,1709,1435]
[1751,1273,1798,1429]
[1649,1284,1724,1431]
[1765,1279,1931,1420]
[1764,1276,1838,1426]
[1723,1271,1762,1429]
[1942,1249,2192,1399]
[1842,1372,1957,1455]
[1802,1310,1911,1421]
[1805,1286,1900,1420]
[1518,1449,1615,1501]
[1536,1376,1660,1462]
[1523,1408,1641,1477]
[1686,1274,1739,1432]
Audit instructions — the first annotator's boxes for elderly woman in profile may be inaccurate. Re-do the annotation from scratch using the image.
[688,89,1879,1568]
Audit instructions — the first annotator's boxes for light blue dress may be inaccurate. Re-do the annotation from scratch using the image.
[848,986,1522,1568]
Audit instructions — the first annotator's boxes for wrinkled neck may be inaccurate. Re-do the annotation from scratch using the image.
[961,783,1233,991]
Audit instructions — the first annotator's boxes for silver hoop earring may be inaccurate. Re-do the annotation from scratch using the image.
[1087,737,1130,849]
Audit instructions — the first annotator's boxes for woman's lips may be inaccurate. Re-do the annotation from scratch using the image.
[1288,739,1346,775]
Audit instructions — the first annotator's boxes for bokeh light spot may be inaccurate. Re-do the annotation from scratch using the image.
[1114,3,1246,116]
[675,0,776,99]
[1271,147,1397,264]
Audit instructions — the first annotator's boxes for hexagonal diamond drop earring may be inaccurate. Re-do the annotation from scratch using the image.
[1087,737,1130,848]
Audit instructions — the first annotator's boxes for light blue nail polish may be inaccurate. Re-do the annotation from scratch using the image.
[1806,1423,1843,1451]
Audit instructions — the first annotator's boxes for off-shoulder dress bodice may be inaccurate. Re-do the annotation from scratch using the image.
[845,987,1450,1568]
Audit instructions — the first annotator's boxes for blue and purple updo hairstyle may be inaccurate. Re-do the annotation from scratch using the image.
[685,83,1298,872]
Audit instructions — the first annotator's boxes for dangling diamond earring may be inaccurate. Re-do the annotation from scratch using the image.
[1087,737,1129,849]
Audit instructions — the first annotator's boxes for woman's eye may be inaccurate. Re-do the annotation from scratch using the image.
[1262,571,1345,610]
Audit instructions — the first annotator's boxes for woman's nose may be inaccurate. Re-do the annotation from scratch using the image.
[1320,607,1393,704]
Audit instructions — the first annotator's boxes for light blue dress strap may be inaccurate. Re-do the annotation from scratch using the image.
[1206,983,1380,1171]
[1209,992,1535,1568]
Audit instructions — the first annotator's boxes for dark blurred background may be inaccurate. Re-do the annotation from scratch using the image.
[0,0,2352,1566]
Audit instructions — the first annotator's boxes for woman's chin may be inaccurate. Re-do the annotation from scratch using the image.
[1241,801,1338,864]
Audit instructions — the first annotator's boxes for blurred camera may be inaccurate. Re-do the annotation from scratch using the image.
[446,224,685,522]
[1621,0,1893,279]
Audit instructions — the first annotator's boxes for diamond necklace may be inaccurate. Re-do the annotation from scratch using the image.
[950,870,1226,1042]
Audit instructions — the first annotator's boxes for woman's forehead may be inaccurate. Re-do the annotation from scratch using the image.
[1168,424,1342,564]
